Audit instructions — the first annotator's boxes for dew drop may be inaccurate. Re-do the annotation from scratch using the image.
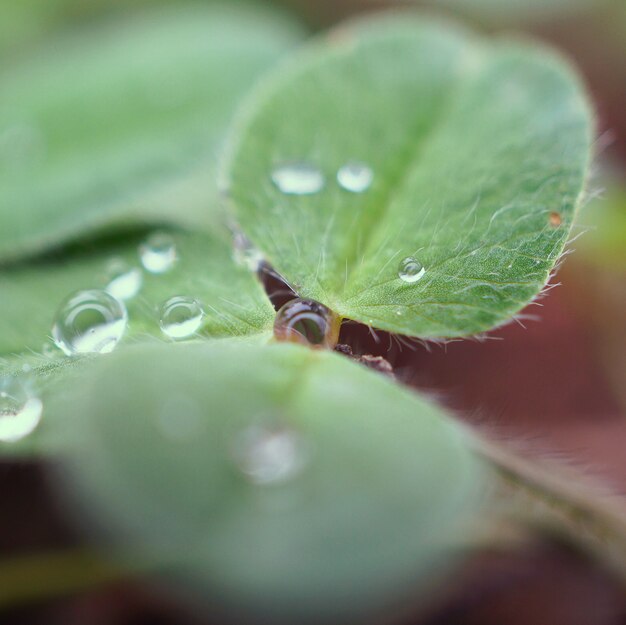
[398,257,426,283]
[232,231,263,272]
[336,161,373,193]
[139,232,177,274]
[0,373,42,443]
[271,162,324,195]
[105,258,143,301]
[274,298,339,348]
[52,289,128,356]
[232,423,309,485]
[159,296,204,339]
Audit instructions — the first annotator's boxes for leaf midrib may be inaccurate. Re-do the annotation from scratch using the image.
[339,50,483,304]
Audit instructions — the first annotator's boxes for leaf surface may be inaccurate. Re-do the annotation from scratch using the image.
[0,4,302,262]
[0,230,274,359]
[41,340,484,619]
[226,14,592,337]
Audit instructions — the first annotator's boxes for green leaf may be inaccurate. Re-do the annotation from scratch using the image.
[0,4,303,263]
[225,13,593,338]
[0,230,274,360]
[43,340,484,620]
[434,0,608,23]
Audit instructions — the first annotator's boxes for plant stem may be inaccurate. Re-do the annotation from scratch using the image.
[468,427,626,583]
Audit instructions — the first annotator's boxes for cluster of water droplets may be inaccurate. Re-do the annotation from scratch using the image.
[271,160,373,196]
[47,231,207,358]
[271,160,427,286]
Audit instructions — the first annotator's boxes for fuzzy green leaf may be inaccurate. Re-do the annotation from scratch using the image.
[0,4,302,263]
[42,340,483,620]
[225,13,592,338]
[0,230,274,360]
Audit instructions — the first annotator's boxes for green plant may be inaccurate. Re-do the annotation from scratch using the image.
[0,3,621,622]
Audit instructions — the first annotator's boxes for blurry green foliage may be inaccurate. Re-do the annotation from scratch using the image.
[0,1,600,621]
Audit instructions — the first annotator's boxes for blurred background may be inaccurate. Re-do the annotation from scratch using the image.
[1,0,625,623]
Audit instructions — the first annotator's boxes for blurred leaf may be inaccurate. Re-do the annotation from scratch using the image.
[0,4,303,263]
[43,340,483,620]
[432,0,610,23]
[0,230,274,359]
[225,13,592,338]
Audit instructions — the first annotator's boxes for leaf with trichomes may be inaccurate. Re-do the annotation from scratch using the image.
[0,230,274,361]
[225,13,593,338]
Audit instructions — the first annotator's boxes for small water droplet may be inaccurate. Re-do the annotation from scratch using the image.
[105,258,143,301]
[52,290,128,356]
[274,298,339,348]
[395,309,403,316]
[159,296,204,339]
[0,373,42,443]
[232,231,264,272]
[398,257,426,283]
[271,162,324,195]
[336,161,373,193]
[139,232,177,274]
[232,423,309,485]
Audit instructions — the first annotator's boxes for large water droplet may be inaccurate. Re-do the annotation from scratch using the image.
[105,258,143,301]
[271,162,324,195]
[52,289,128,355]
[159,296,204,339]
[0,373,42,443]
[398,257,426,283]
[232,423,309,485]
[139,232,177,274]
[232,231,264,272]
[274,298,339,348]
[336,161,373,193]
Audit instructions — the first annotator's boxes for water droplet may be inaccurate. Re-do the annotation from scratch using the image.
[336,161,373,193]
[398,257,426,283]
[105,258,143,301]
[159,296,204,339]
[274,298,339,348]
[139,232,177,274]
[232,231,263,272]
[232,423,309,485]
[52,290,128,356]
[0,373,42,443]
[271,162,324,195]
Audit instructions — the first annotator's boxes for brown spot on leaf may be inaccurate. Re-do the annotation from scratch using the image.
[549,212,563,227]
